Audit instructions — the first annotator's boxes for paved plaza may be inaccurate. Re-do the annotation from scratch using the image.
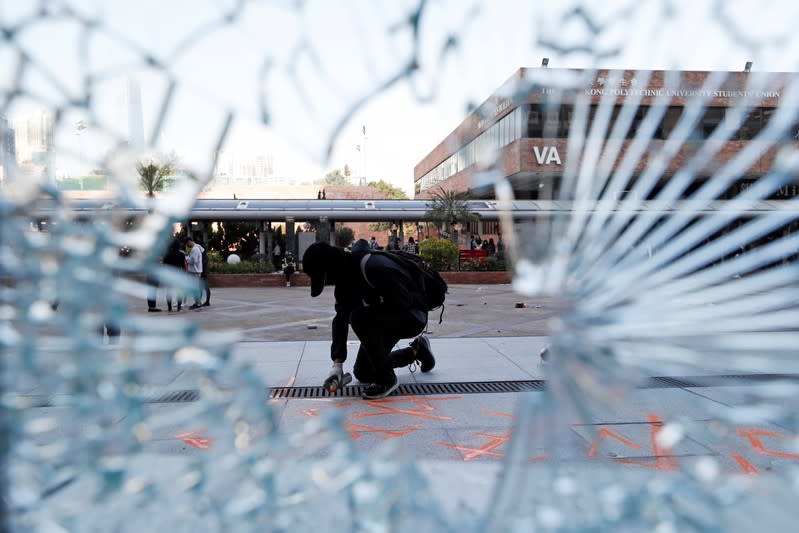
[23,284,799,516]
[128,285,797,481]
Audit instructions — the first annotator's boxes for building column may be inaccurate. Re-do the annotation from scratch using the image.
[398,220,405,247]
[188,221,210,247]
[285,217,296,257]
[317,216,330,245]
[266,222,274,261]
[258,221,267,262]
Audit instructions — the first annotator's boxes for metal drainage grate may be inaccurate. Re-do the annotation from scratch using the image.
[269,380,547,399]
[649,374,799,388]
[148,390,201,403]
[16,374,799,407]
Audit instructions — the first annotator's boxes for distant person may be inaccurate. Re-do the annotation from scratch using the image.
[162,238,186,312]
[196,237,211,306]
[369,236,379,250]
[487,238,496,256]
[481,239,489,252]
[404,236,419,254]
[302,239,436,399]
[496,233,505,259]
[469,236,477,250]
[185,236,205,310]
[283,252,296,287]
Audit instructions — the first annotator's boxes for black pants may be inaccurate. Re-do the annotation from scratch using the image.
[349,305,425,385]
[146,275,159,309]
[166,288,183,309]
[201,274,210,303]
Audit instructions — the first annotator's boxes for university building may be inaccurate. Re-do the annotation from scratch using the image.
[413,67,799,246]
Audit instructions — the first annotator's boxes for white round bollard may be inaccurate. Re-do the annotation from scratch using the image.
[227,254,241,264]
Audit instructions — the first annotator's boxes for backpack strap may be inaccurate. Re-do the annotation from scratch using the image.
[360,254,374,288]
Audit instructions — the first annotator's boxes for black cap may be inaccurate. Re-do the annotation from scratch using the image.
[302,242,332,297]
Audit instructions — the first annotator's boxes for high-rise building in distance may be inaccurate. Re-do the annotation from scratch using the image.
[0,116,16,184]
[13,110,54,181]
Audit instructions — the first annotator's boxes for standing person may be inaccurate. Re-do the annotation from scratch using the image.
[272,241,282,271]
[302,239,436,399]
[487,238,496,256]
[369,236,379,250]
[185,236,205,310]
[404,236,419,254]
[162,238,186,312]
[146,273,161,312]
[496,233,505,259]
[196,237,211,306]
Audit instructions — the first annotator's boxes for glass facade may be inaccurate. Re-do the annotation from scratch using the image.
[418,104,797,194]
[419,107,523,192]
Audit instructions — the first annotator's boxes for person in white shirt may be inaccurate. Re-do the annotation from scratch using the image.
[185,237,205,309]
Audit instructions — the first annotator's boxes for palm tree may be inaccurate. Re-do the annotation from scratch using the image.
[137,159,175,197]
[424,187,478,243]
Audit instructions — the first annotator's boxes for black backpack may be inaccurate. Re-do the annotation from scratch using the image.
[362,250,448,323]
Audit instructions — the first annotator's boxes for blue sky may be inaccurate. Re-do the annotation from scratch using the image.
[3,0,799,195]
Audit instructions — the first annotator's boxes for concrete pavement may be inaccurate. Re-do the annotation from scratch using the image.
[22,285,799,518]
[126,287,799,480]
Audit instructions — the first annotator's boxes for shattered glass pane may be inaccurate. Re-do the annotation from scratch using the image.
[2,1,799,531]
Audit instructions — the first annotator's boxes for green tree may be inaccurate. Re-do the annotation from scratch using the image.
[368,180,408,199]
[321,169,348,186]
[424,187,478,244]
[366,180,409,233]
[136,158,175,197]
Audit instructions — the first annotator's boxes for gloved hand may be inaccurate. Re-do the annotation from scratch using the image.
[323,362,344,393]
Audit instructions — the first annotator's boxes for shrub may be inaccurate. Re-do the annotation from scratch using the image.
[419,238,459,271]
[460,256,508,272]
[460,258,489,272]
[209,257,275,274]
[486,256,508,271]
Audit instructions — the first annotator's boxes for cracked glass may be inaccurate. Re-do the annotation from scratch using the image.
[2,1,799,531]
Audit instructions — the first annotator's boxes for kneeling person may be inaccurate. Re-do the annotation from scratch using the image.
[302,239,435,399]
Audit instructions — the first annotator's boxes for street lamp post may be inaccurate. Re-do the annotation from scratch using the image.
[75,120,87,189]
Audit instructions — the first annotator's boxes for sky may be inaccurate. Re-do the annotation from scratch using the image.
[3,0,799,196]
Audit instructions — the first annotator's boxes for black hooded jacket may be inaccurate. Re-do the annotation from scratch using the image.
[329,239,427,360]
[163,239,186,270]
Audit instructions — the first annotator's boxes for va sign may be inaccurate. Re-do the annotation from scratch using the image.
[533,146,562,165]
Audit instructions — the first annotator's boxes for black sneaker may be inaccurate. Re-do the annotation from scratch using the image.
[362,375,399,400]
[189,303,202,310]
[148,308,162,312]
[411,335,435,372]
[202,302,210,307]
